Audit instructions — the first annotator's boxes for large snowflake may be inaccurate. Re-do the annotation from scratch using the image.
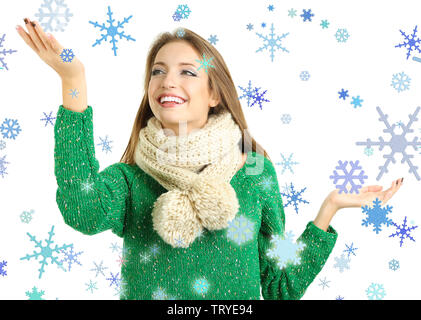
[329,160,368,194]
[355,106,421,181]
[366,283,386,300]
[20,225,73,279]
[275,153,299,174]
[361,198,393,234]
[280,182,310,214]
[255,23,289,62]
[34,0,73,32]
[389,216,418,247]
[0,33,17,71]
[395,25,421,60]
[89,6,136,56]
[267,231,306,269]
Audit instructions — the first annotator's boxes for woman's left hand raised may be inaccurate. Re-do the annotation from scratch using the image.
[328,178,404,211]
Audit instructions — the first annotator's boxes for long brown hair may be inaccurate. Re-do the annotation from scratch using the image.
[119,27,271,164]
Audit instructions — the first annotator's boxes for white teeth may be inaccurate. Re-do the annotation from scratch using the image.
[160,96,185,104]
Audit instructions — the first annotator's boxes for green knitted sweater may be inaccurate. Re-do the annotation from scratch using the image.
[54,105,338,300]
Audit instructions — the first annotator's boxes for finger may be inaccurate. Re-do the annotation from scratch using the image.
[360,185,383,193]
[25,18,47,52]
[31,20,51,52]
[16,19,38,53]
[383,178,402,202]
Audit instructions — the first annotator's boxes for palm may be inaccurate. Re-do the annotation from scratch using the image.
[329,178,403,210]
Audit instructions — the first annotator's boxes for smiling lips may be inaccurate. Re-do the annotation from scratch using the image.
[157,95,187,108]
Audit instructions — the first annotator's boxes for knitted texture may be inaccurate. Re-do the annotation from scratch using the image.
[134,108,243,248]
[54,105,338,300]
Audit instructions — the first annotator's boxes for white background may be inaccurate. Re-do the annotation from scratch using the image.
[0,0,420,300]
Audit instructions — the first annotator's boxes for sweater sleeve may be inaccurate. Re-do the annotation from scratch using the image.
[54,105,131,237]
[258,156,338,300]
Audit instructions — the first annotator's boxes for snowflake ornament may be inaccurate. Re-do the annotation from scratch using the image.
[361,198,393,234]
[267,230,306,269]
[329,160,368,194]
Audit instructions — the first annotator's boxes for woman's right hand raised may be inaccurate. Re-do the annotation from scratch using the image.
[16,17,85,80]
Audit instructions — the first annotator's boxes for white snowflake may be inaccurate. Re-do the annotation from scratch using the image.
[267,230,306,269]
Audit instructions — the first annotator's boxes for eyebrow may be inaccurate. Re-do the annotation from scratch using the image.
[153,61,198,68]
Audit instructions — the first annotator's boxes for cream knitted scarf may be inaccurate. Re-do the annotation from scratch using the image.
[134,109,244,249]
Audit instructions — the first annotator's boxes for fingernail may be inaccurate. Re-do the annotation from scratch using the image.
[31,21,36,27]
[24,18,28,24]
[401,177,404,183]
[16,25,20,31]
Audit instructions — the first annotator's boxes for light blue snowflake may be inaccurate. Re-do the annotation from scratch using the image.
[335,28,350,43]
[0,33,18,71]
[176,28,185,38]
[193,277,210,295]
[90,260,108,277]
[227,215,255,245]
[350,96,363,108]
[299,71,310,81]
[69,89,79,98]
[320,20,330,29]
[97,135,113,154]
[208,34,218,45]
[318,277,330,290]
[35,0,73,32]
[246,23,253,31]
[0,155,9,178]
[152,286,169,300]
[280,114,291,124]
[255,23,289,62]
[329,160,368,194]
[361,198,393,234]
[88,6,136,56]
[0,139,5,150]
[20,209,35,224]
[395,25,421,60]
[195,53,215,74]
[389,259,399,271]
[343,242,358,258]
[267,231,306,269]
[288,9,297,18]
[366,283,386,300]
[356,106,421,181]
[175,4,191,19]
[333,254,351,273]
[20,225,73,279]
[391,72,411,92]
[85,280,98,294]
[26,287,45,300]
[60,246,83,271]
[40,111,56,127]
[0,117,21,140]
[275,153,299,174]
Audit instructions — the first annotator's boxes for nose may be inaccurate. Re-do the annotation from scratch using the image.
[160,70,177,88]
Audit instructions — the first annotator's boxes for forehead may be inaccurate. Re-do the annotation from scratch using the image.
[153,41,200,66]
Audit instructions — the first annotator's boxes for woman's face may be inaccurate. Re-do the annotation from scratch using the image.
[148,41,219,136]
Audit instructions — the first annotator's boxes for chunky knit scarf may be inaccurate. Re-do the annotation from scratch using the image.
[134,109,244,248]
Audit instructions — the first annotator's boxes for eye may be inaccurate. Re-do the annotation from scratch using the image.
[151,69,196,76]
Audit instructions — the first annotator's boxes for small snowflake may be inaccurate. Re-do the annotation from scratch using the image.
[175,4,191,19]
[20,209,35,224]
[60,246,83,271]
[208,34,218,46]
[395,25,421,60]
[329,160,368,194]
[26,286,45,300]
[246,23,253,31]
[320,20,330,29]
[319,277,331,290]
[335,28,350,43]
[280,114,291,124]
[366,283,386,300]
[193,278,210,295]
[195,53,215,74]
[0,260,7,277]
[389,259,400,271]
[274,153,299,174]
[90,260,108,277]
[391,72,411,92]
[60,48,74,62]
[40,111,56,127]
[0,117,22,140]
[267,231,306,269]
[338,88,349,100]
[299,71,310,81]
[97,135,113,154]
[85,280,98,293]
[35,0,73,32]
[280,182,310,214]
[361,198,393,234]
[350,96,364,108]
[300,9,314,22]
[288,9,297,18]
[343,242,358,258]
[333,254,351,273]
[255,23,289,62]
[69,89,79,98]
[106,272,121,289]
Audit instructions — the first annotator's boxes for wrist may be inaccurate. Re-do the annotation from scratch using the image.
[313,196,338,231]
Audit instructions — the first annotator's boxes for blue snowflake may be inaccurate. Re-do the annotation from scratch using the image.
[237,80,270,110]
[0,117,22,140]
[106,271,121,289]
[338,88,349,100]
[20,225,73,279]
[395,25,421,60]
[366,283,386,300]
[280,114,291,124]
[60,48,74,62]
[172,11,182,22]
[0,260,7,277]
[299,71,310,81]
[318,277,330,290]
[335,28,350,43]
[40,111,56,127]
[175,4,192,19]
[97,135,113,154]
[343,242,358,258]
[226,215,255,245]
[274,153,299,174]
[69,88,79,98]
[356,106,421,181]
[255,23,289,62]
[300,9,314,22]
[90,260,108,277]
[60,246,83,271]
[267,4,275,12]
[88,6,136,56]
[0,33,18,71]
[320,20,330,29]
[208,34,218,45]
[388,259,399,271]
[0,154,10,178]
[35,0,73,32]
[361,198,393,234]
[329,160,368,194]
[389,216,418,247]
[267,231,306,269]
[280,182,310,214]
[391,72,411,92]
[246,23,253,31]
